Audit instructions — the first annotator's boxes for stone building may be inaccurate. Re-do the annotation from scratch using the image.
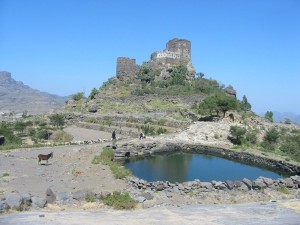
[116,38,195,81]
[116,57,139,80]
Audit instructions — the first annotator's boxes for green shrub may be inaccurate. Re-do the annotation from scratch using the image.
[110,163,132,179]
[264,128,279,143]
[245,131,257,145]
[72,92,85,101]
[14,121,27,134]
[28,128,36,137]
[100,147,115,162]
[142,124,156,136]
[265,111,274,123]
[89,88,99,99]
[0,123,22,145]
[229,126,247,145]
[101,191,137,210]
[278,186,290,194]
[85,194,97,202]
[49,114,65,128]
[157,127,167,135]
[35,129,49,140]
[280,133,300,162]
[92,155,101,164]
[92,147,131,179]
[144,117,153,124]
[2,172,9,177]
[53,130,73,142]
[158,118,167,126]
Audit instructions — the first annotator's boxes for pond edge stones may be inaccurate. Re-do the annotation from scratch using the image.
[116,141,300,193]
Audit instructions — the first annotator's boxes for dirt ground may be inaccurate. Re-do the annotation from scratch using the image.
[0,127,128,199]
[1,126,300,224]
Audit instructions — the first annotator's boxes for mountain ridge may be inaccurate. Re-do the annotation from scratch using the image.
[0,71,70,115]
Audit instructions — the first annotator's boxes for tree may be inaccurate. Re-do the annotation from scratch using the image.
[14,121,27,134]
[89,88,99,100]
[198,95,219,116]
[137,67,155,85]
[49,114,65,128]
[240,95,252,111]
[229,126,247,145]
[0,123,22,145]
[261,128,279,151]
[264,128,279,143]
[72,92,85,101]
[36,129,49,140]
[198,93,238,117]
[265,111,274,123]
[195,72,205,79]
[170,65,187,85]
[216,94,238,117]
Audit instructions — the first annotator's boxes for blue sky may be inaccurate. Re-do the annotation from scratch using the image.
[0,0,299,114]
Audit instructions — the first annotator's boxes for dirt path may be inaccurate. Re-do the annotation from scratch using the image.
[0,142,128,199]
[1,200,300,225]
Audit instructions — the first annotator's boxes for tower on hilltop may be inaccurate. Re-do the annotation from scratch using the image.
[115,38,195,81]
[116,57,139,81]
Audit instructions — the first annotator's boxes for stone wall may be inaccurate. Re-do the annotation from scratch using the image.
[116,57,139,80]
[115,38,195,81]
[115,141,300,175]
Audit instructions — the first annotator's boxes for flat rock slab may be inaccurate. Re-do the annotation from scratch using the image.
[1,200,300,225]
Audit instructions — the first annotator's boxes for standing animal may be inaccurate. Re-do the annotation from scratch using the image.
[112,130,116,140]
[38,152,53,165]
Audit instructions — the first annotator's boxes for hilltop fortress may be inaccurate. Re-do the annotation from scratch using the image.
[116,38,196,81]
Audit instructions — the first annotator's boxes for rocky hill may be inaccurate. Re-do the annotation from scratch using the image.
[0,71,69,115]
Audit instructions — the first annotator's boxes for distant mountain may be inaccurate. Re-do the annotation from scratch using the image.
[271,111,300,124]
[0,71,70,115]
[256,111,300,125]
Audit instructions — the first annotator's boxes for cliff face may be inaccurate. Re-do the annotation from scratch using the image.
[0,71,69,115]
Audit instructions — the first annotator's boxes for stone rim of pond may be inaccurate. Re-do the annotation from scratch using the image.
[115,141,300,192]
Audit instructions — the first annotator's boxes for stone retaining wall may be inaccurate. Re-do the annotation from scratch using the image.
[115,141,300,194]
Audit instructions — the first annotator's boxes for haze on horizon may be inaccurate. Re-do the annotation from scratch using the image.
[0,0,299,114]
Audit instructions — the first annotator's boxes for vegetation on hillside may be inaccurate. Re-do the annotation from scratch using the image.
[92,147,132,179]
[0,113,71,149]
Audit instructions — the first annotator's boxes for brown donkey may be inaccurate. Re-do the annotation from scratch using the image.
[38,152,53,165]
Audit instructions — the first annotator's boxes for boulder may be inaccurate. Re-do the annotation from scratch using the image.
[141,192,154,200]
[56,192,72,204]
[88,105,98,113]
[224,85,236,97]
[5,192,22,209]
[100,191,111,198]
[199,182,213,190]
[0,201,9,211]
[233,181,243,188]
[21,193,31,203]
[46,188,56,204]
[252,179,267,189]
[31,196,47,208]
[242,178,252,190]
[225,180,235,190]
[135,196,146,203]
[72,190,96,201]
[261,177,274,187]
[291,175,300,187]
[156,184,165,191]
[284,178,295,188]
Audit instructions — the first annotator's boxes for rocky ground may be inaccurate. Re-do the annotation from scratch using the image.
[0,125,300,224]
